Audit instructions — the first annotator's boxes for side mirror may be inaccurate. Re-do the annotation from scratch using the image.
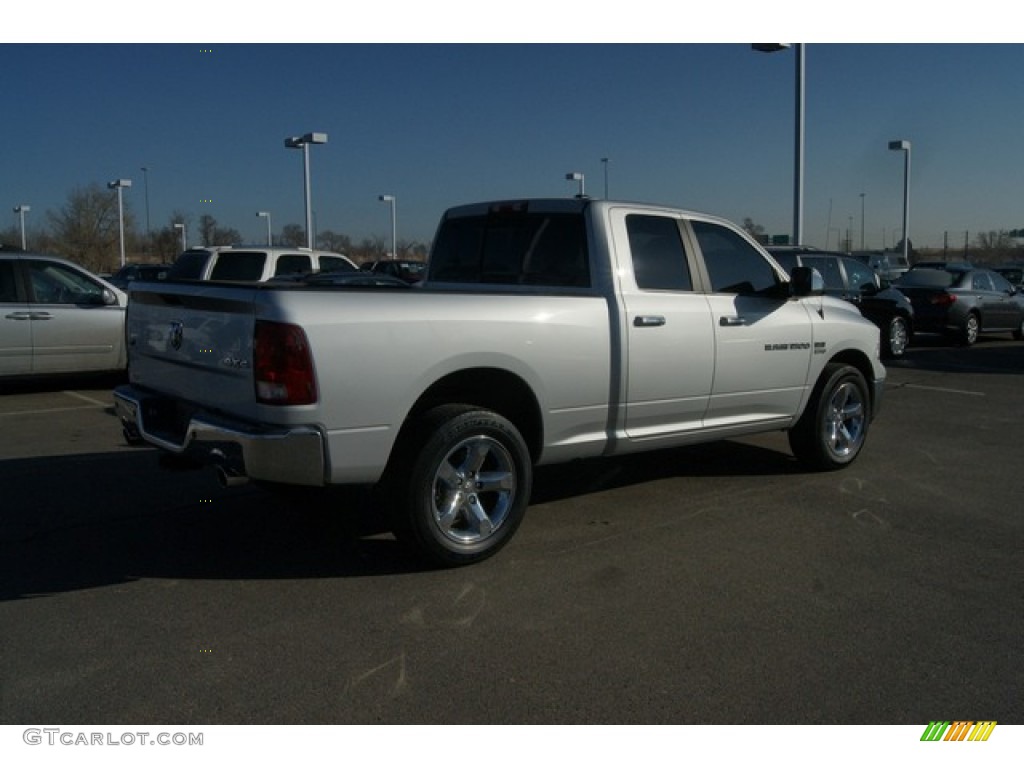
[790,265,824,298]
[101,287,119,306]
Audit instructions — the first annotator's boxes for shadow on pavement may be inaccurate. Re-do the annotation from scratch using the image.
[1,436,798,600]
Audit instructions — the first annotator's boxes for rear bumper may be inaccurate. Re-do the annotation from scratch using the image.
[113,385,327,486]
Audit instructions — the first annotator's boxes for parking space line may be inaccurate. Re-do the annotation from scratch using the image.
[903,383,985,397]
[62,390,110,407]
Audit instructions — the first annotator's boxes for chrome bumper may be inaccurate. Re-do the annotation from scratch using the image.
[113,385,326,486]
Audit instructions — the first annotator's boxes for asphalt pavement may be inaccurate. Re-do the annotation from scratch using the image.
[1,339,1022,725]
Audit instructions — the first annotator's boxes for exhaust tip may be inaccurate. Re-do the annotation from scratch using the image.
[215,465,249,488]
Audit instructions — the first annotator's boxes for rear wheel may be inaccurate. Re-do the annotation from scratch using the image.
[386,405,532,567]
[789,363,870,471]
[959,312,980,346]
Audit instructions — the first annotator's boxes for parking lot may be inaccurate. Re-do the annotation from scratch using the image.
[1,338,1022,725]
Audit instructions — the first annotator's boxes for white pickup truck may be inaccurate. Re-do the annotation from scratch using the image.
[114,198,885,566]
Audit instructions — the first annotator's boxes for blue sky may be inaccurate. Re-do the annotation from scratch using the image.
[4,8,1024,251]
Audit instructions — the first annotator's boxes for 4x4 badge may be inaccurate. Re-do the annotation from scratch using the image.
[169,320,184,351]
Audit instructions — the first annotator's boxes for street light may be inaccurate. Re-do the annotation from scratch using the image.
[565,171,585,198]
[284,132,328,249]
[108,178,132,268]
[173,222,187,252]
[13,205,30,250]
[140,166,151,244]
[378,195,397,260]
[888,139,911,265]
[859,192,866,251]
[257,211,272,246]
[752,43,805,246]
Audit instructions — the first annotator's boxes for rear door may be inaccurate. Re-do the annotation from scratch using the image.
[0,258,32,375]
[610,209,715,438]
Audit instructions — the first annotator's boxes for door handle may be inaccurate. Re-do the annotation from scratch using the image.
[29,312,53,320]
[633,315,666,327]
[719,316,747,327]
[4,312,33,320]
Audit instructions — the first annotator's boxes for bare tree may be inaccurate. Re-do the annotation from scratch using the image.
[317,229,352,254]
[974,230,1016,264]
[280,224,306,247]
[47,183,135,272]
[742,217,768,244]
[197,214,241,246]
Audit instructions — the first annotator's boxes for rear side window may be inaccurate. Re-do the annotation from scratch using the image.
[430,211,589,287]
[318,256,356,273]
[0,261,19,302]
[693,221,780,295]
[626,214,692,291]
[169,251,210,280]
[274,254,313,276]
[209,251,266,281]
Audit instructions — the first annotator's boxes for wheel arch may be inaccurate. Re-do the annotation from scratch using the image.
[398,367,544,463]
[824,349,878,419]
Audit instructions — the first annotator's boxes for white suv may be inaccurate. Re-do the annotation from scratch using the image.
[168,246,357,282]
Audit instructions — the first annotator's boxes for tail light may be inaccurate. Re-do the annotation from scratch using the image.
[254,320,318,405]
[929,293,957,307]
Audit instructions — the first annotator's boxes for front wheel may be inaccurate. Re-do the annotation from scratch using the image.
[387,405,532,567]
[882,315,910,358]
[789,363,871,471]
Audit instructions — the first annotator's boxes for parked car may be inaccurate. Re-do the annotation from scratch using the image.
[168,245,357,282]
[360,259,427,284]
[852,251,910,281]
[108,262,172,289]
[908,260,973,271]
[894,266,1024,345]
[0,252,127,378]
[768,247,914,358]
[993,265,1024,291]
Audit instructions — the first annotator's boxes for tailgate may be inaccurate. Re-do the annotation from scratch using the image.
[126,281,261,416]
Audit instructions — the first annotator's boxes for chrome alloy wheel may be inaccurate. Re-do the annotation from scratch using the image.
[824,381,867,461]
[888,316,909,357]
[430,434,517,546]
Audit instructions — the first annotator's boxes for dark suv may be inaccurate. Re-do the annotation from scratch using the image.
[768,247,914,358]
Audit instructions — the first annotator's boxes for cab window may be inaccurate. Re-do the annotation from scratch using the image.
[692,221,780,295]
[626,214,692,291]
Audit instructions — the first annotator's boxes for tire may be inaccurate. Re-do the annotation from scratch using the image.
[959,312,980,346]
[788,363,870,471]
[386,405,532,567]
[882,315,910,358]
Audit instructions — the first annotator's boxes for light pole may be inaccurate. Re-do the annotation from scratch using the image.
[378,195,397,260]
[257,211,272,246]
[888,140,911,264]
[13,205,30,250]
[173,222,187,252]
[752,43,804,246]
[108,178,132,268]
[140,166,151,246]
[284,132,328,249]
[565,171,585,198]
[859,192,866,251]
[601,157,609,198]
